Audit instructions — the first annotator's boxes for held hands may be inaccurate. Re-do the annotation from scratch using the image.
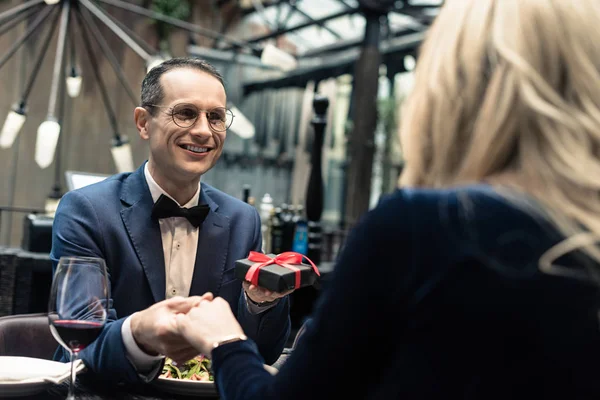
[175,285,292,357]
[175,294,245,357]
[130,294,212,364]
[131,283,292,363]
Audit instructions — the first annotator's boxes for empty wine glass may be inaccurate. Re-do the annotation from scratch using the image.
[48,256,109,400]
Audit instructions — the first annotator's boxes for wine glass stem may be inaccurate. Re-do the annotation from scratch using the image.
[68,351,78,400]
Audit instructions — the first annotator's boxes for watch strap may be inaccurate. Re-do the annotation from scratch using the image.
[212,334,248,350]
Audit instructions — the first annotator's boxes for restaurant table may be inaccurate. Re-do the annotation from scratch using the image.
[4,350,293,399]
[11,381,220,399]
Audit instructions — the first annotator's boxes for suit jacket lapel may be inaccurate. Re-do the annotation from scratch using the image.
[119,164,166,303]
[189,186,231,297]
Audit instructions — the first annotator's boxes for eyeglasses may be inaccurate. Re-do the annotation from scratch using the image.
[144,103,234,132]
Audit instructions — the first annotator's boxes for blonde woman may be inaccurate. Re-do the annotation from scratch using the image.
[174,1,600,399]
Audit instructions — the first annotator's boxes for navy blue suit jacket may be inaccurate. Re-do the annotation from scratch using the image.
[50,163,290,384]
[209,185,600,400]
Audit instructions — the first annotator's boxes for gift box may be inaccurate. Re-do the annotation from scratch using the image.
[235,251,320,292]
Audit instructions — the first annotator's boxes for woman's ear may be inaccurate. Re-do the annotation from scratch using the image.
[134,107,150,140]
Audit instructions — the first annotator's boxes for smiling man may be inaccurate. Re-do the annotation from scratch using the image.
[50,58,292,384]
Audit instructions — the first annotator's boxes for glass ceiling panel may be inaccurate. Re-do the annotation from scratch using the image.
[243,0,440,54]
[244,0,361,53]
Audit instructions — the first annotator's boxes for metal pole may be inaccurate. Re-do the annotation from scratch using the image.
[343,9,382,230]
[227,8,359,47]
[77,6,138,106]
[78,0,151,61]
[99,4,157,56]
[0,6,53,72]
[0,0,44,25]
[46,0,70,119]
[51,27,69,200]
[95,0,255,51]
[288,4,342,39]
[0,5,41,37]
[75,8,121,139]
[19,7,61,106]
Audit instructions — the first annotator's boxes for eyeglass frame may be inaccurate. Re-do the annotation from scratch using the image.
[143,103,235,132]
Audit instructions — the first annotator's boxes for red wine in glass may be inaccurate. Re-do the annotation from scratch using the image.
[49,320,104,353]
[48,256,109,400]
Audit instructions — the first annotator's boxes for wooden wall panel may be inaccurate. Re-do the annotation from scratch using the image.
[0,1,227,246]
[0,1,297,247]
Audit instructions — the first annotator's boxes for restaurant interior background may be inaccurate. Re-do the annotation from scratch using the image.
[0,0,441,318]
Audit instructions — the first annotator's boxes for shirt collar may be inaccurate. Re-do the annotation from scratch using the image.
[144,162,200,208]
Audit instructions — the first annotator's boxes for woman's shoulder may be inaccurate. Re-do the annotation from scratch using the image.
[378,183,502,205]
[373,183,527,222]
[368,184,555,254]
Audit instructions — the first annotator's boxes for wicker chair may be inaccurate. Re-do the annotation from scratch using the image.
[0,313,58,359]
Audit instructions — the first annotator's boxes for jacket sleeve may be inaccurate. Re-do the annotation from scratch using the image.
[235,207,291,365]
[50,190,147,384]
[211,190,422,400]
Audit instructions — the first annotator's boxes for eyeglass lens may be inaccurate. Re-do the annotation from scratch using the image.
[171,103,232,131]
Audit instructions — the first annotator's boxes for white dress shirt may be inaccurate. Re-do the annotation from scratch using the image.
[121,164,273,372]
[121,164,201,371]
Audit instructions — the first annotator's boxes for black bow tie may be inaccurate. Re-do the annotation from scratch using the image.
[151,194,210,228]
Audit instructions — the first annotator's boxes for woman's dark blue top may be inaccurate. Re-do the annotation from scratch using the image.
[211,185,600,399]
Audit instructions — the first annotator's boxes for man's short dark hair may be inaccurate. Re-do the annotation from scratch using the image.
[140,57,224,113]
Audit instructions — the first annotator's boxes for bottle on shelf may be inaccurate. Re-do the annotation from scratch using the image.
[280,203,295,252]
[270,206,284,254]
[242,184,251,203]
[259,193,274,252]
[291,204,308,255]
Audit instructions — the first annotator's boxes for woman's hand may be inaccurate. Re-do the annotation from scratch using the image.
[130,294,211,363]
[175,295,245,357]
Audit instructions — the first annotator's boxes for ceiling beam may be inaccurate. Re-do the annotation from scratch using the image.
[288,4,343,39]
[221,7,359,49]
[240,0,286,16]
[298,27,414,58]
[242,31,424,94]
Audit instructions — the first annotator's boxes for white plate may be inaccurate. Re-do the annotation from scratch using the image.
[0,356,85,397]
[154,376,218,396]
[153,364,278,397]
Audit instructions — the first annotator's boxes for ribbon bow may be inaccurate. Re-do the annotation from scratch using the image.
[244,251,320,290]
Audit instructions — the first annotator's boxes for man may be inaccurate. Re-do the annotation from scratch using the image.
[50,57,292,384]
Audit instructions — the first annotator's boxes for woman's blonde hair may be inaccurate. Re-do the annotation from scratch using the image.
[399,0,600,277]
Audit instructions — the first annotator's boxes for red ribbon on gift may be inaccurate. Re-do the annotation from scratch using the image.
[244,251,320,290]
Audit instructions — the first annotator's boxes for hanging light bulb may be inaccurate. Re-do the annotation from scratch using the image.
[0,103,27,149]
[44,0,60,4]
[111,135,135,173]
[403,54,416,71]
[260,44,297,71]
[35,118,61,169]
[66,66,82,98]
[228,103,255,139]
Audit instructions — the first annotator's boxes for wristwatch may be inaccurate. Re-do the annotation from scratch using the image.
[212,334,248,350]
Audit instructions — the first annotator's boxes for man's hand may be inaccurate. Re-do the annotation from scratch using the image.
[130,294,213,364]
[242,281,293,304]
[175,296,245,357]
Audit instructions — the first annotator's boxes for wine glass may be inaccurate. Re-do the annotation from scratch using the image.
[48,256,109,400]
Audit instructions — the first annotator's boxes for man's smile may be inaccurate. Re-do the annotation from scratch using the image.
[179,144,211,154]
